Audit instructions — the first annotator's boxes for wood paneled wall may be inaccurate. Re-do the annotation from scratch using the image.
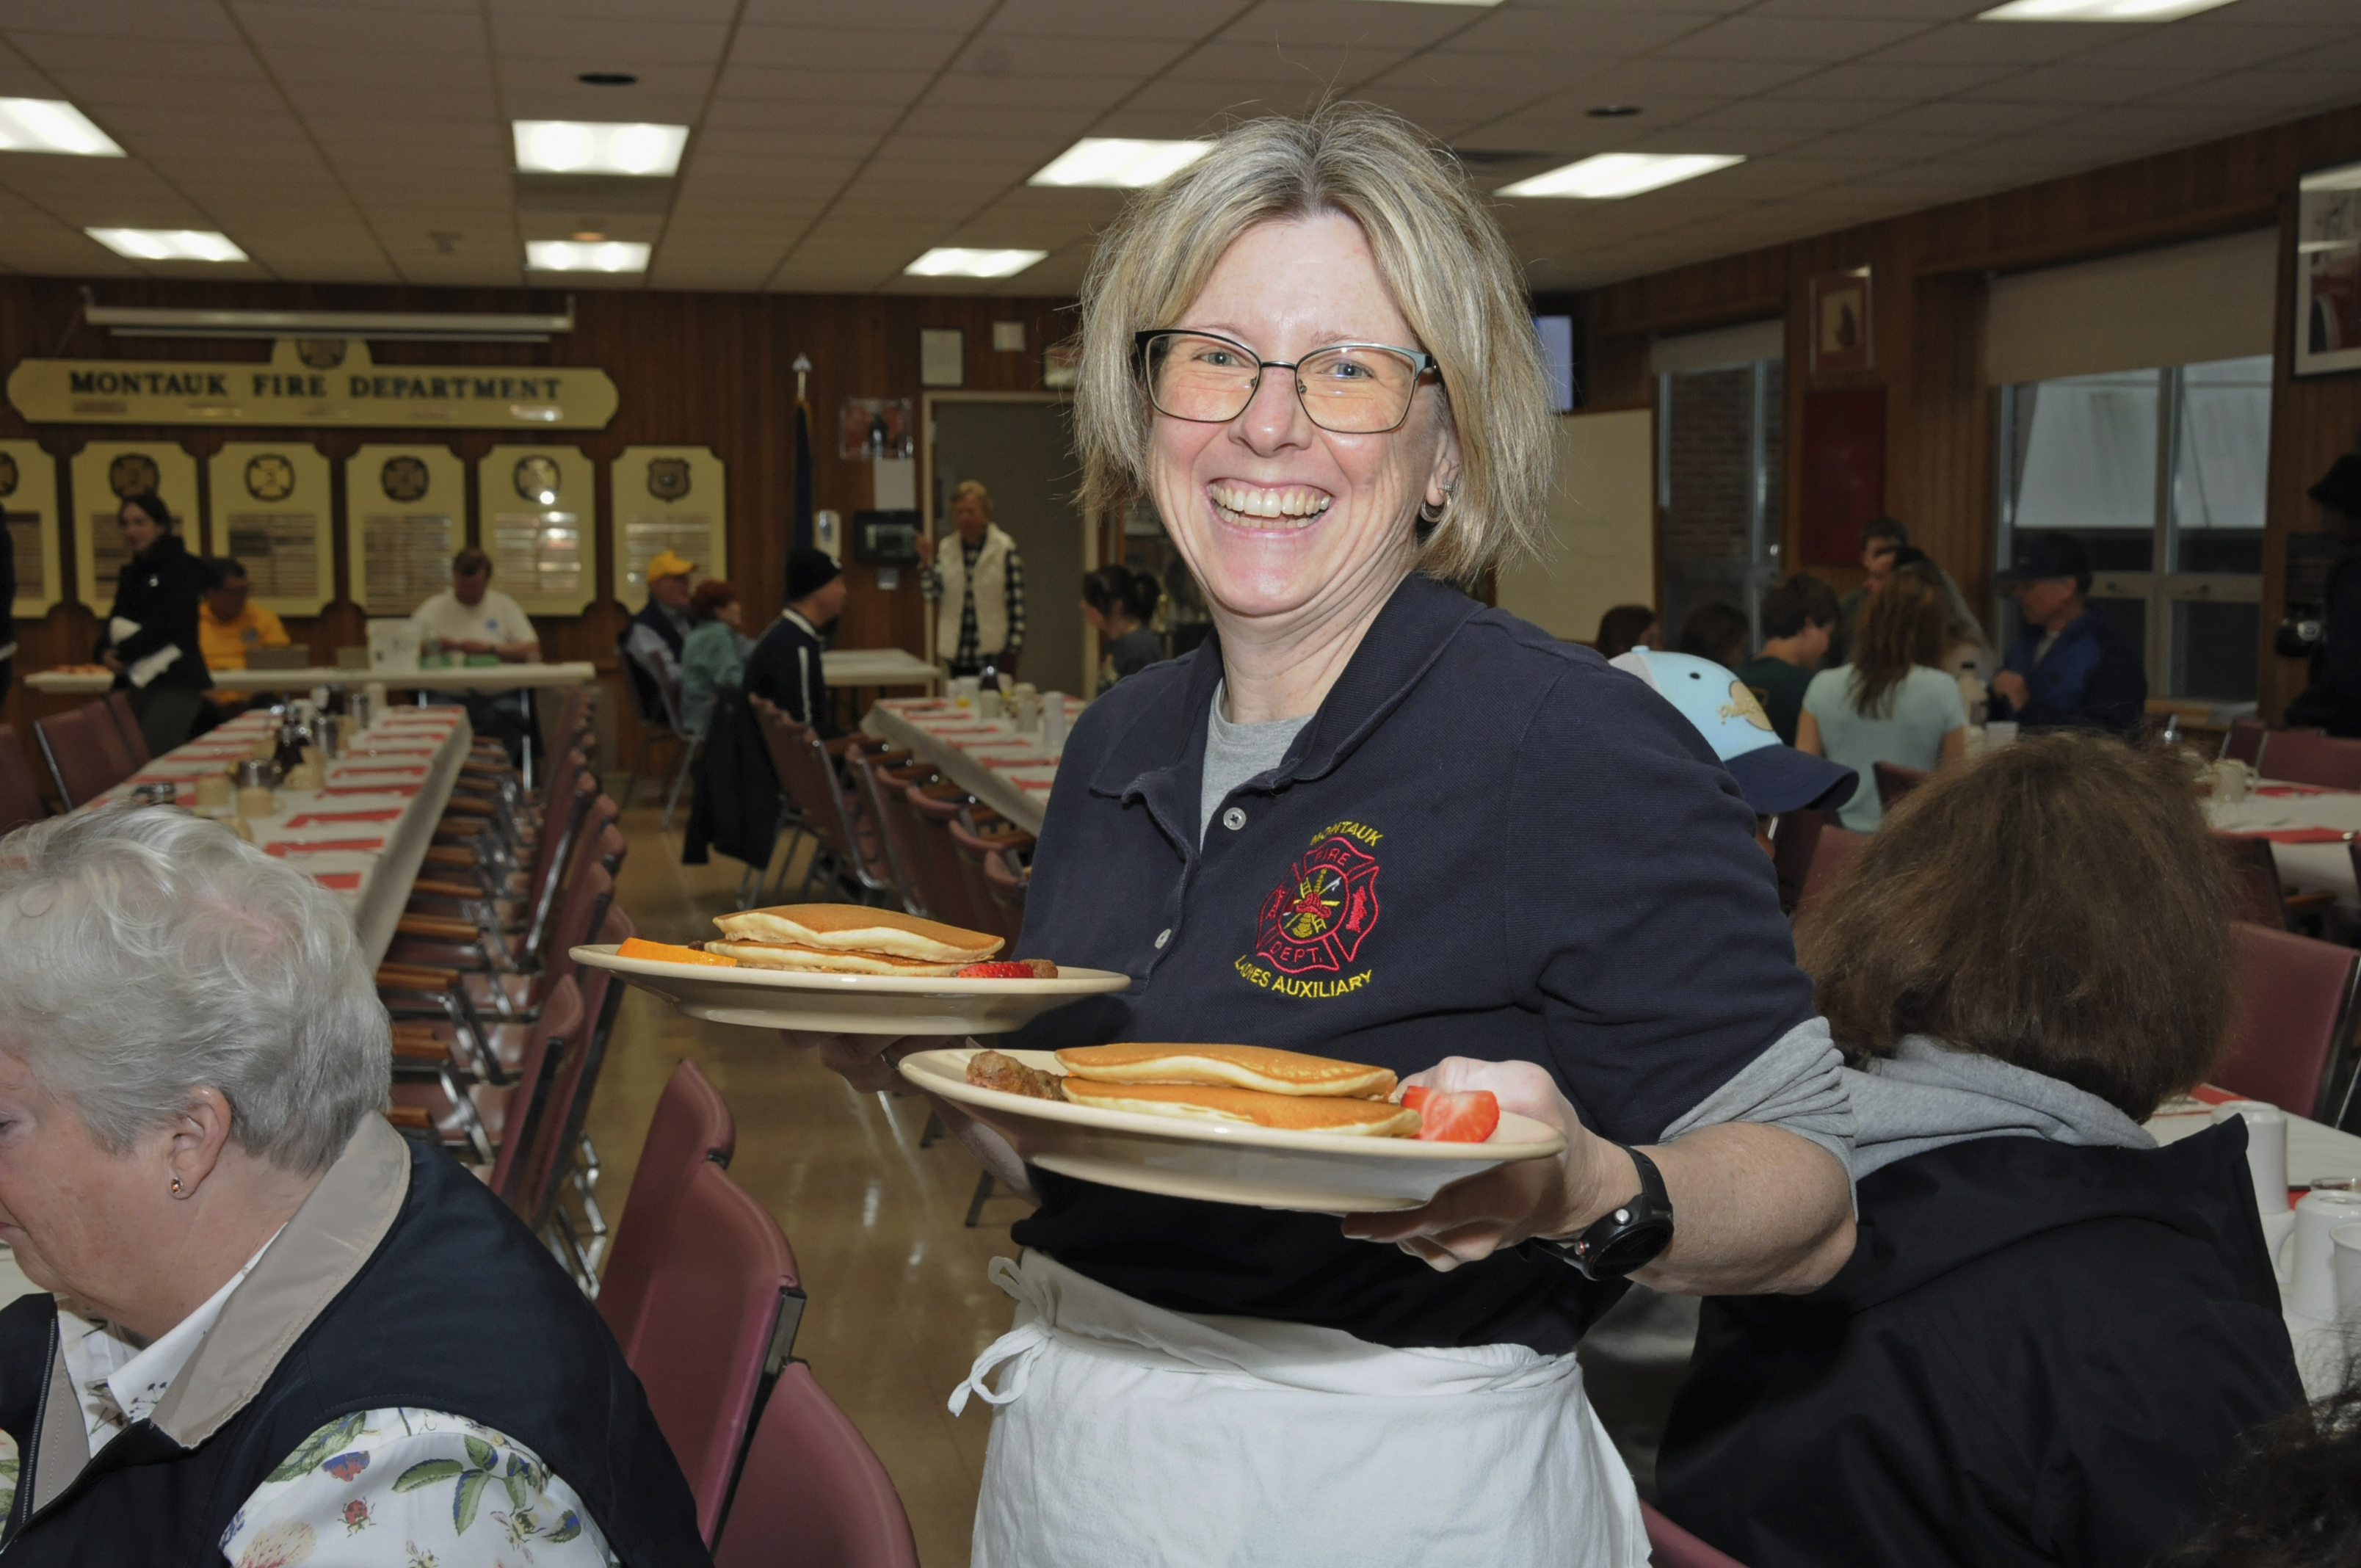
[0,278,1076,755]
[1581,100,2361,719]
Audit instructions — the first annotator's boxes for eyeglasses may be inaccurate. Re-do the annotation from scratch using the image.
[1134,329,1441,435]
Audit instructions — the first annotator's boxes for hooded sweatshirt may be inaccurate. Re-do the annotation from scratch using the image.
[1659,1037,2304,1568]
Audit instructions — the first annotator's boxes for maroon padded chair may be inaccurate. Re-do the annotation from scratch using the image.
[712,1361,919,1568]
[904,783,990,929]
[34,705,126,807]
[1767,809,1824,914]
[1871,762,1928,813]
[628,1156,803,1546]
[1642,1503,1749,1568]
[102,690,152,767]
[1796,825,1868,915]
[2218,922,2360,1122]
[982,842,1028,930]
[751,698,896,903]
[946,816,1029,944]
[598,1058,738,1362]
[0,727,48,835]
[2257,729,2361,791]
[2215,834,2335,932]
[848,751,936,915]
[2221,715,2266,767]
[86,705,138,787]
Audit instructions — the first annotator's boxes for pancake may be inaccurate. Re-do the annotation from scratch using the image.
[706,940,969,977]
[1058,1079,1420,1136]
[713,904,1001,963]
[1053,1042,1395,1100]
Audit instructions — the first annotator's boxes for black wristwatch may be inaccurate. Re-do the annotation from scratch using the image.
[1530,1146,1675,1281]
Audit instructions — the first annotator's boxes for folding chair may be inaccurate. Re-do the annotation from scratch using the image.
[2216,833,2337,933]
[1795,825,1867,917]
[711,1361,920,1568]
[101,691,152,767]
[0,727,51,835]
[625,644,703,832]
[2258,729,2361,791]
[2220,715,2266,767]
[35,705,127,807]
[598,1057,737,1357]
[2221,921,2361,1126]
[1871,761,1928,813]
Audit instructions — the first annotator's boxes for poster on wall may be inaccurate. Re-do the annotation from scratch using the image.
[0,441,62,620]
[2296,157,2361,378]
[839,398,913,459]
[476,446,597,617]
[70,441,198,611]
[343,444,465,619]
[205,443,334,616]
[1799,388,1887,569]
[1808,266,1874,375]
[613,446,726,608]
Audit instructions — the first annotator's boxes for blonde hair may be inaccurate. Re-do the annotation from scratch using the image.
[949,479,993,518]
[1075,104,1553,583]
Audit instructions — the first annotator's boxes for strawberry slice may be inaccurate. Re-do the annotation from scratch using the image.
[1401,1085,1501,1143]
[957,959,1059,979]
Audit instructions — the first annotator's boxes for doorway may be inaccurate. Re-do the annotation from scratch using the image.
[924,393,1094,697]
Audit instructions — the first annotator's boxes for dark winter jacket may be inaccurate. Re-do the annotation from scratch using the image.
[1658,1119,2304,1568]
[682,687,781,871]
[100,532,210,692]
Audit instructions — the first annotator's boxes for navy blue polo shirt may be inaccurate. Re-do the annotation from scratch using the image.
[1003,572,1818,1353]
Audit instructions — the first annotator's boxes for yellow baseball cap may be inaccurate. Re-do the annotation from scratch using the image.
[646,550,697,581]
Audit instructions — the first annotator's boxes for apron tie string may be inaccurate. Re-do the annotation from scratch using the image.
[949,1256,1050,1416]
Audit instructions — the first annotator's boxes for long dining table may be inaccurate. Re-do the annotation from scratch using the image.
[860,694,1084,835]
[2208,780,2361,909]
[91,703,472,968]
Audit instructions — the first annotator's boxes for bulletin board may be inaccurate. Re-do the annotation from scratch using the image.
[613,446,726,607]
[344,444,467,619]
[477,445,597,617]
[206,442,335,615]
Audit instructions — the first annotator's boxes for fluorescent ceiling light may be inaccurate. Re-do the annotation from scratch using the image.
[87,228,247,263]
[1979,0,2238,19]
[904,247,1047,279]
[512,120,686,176]
[1030,138,1211,189]
[526,240,650,273]
[1497,153,1744,200]
[0,99,123,156]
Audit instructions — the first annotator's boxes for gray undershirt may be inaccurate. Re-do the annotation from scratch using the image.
[1200,684,1312,846]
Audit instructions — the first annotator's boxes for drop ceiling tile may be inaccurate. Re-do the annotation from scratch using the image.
[1653,15,1937,63]
[1865,98,2083,137]
[1870,21,2108,67]
[680,122,879,161]
[1562,56,1824,98]
[713,63,936,105]
[1,1,242,42]
[983,0,1241,42]
[1103,79,1294,123]
[738,0,998,31]
[1762,57,2020,99]
[727,25,965,73]
[2255,33,2361,72]
[1782,126,1992,163]
[949,33,1192,79]
[1462,95,1729,146]
[490,0,739,17]
[503,68,718,106]
[233,3,482,55]
[701,96,908,134]
[1747,0,1984,15]
[1680,95,1901,133]
[1163,40,1416,89]
[10,34,269,81]
[1958,62,2215,103]
[1372,51,1635,98]
[1443,10,1716,58]
[2072,21,2351,73]
[1222,1,1473,51]
[895,101,1106,139]
[493,17,733,63]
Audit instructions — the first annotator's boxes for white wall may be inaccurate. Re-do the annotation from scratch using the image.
[1497,407,1655,642]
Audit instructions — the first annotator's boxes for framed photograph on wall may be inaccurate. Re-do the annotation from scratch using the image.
[839,397,913,459]
[2295,158,2361,378]
[1809,266,1874,375]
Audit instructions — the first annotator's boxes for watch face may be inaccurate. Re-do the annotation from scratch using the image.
[1586,1218,1677,1279]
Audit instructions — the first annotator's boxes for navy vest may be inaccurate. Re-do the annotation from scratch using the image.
[0,1136,707,1565]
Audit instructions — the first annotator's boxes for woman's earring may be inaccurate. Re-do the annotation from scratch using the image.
[170,1175,184,1197]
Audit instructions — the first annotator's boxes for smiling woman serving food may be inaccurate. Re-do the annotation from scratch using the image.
[795,104,1855,1565]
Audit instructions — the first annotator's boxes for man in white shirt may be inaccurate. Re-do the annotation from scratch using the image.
[411,548,542,762]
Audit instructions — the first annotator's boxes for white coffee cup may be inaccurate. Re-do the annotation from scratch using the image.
[2333,1223,2361,1321]
[1040,693,1067,752]
[1984,720,2018,747]
[979,688,1004,720]
[2287,1190,2361,1317]
[2211,1099,2289,1216]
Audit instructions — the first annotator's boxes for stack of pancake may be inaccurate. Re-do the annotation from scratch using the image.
[1053,1043,1420,1137]
[708,904,1001,976]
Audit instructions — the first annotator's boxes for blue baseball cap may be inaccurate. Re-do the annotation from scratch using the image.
[1613,650,1858,816]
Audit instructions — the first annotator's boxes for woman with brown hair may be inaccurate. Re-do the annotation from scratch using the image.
[1658,733,2304,1568]
[1797,570,1966,829]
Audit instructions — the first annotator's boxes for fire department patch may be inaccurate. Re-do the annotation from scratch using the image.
[1253,831,1381,976]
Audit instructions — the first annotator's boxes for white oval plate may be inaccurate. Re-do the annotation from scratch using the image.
[570,945,1131,1034]
[900,1046,1565,1213]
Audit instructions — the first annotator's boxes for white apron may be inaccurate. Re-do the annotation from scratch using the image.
[951,1250,1647,1568]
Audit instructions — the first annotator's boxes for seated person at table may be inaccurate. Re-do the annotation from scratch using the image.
[679,577,747,736]
[1676,600,1749,673]
[1658,734,2305,1568]
[1991,531,2147,735]
[746,547,847,738]
[411,548,540,764]
[195,556,290,672]
[620,548,696,721]
[1798,573,1967,830]
[0,809,708,1564]
[1593,601,1658,659]
[1082,563,1164,693]
[1738,574,1838,746]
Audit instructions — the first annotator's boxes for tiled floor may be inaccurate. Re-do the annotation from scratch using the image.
[584,805,1021,1568]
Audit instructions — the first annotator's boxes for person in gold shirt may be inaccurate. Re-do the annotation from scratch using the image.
[197,556,290,671]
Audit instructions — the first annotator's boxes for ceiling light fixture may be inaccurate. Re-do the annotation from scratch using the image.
[1586,105,1643,119]
[1029,139,1211,189]
[577,72,638,86]
[0,99,123,156]
[1497,153,1744,200]
[1978,0,2239,19]
[86,228,247,263]
[905,247,1048,279]
[512,121,687,177]
[526,239,649,273]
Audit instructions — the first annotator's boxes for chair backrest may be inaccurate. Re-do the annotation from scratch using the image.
[981,841,1027,925]
[1767,808,1824,914]
[629,1158,802,1545]
[904,785,990,929]
[521,767,599,951]
[1872,761,1928,812]
[515,956,615,1227]
[86,701,139,784]
[0,727,48,836]
[625,642,694,740]
[846,749,927,912]
[1796,825,1868,915]
[600,1056,738,1360]
[946,816,1025,943]
[2219,921,2360,1120]
[34,706,126,808]
[2217,833,2293,929]
[486,974,584,1203]
[540,831,620,994]
[712,1360,920,1568]
[1642,1502,1750,1568]
[2222,715,2266,766]
[102,691,152,767]
[752,699,859,865]
[2259,728,2361,791]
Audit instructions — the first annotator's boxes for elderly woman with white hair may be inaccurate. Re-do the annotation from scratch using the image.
[799,104,1856,1564]
[0,810,705,1565]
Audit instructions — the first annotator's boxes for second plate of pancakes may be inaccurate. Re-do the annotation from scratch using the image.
[899,1045,1566,1213]
[570,945,1131,1034]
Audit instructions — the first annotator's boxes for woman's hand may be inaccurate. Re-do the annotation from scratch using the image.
[1991,669,2029,708]
[912,532,937,567]
[1341,1057,1631,1273]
